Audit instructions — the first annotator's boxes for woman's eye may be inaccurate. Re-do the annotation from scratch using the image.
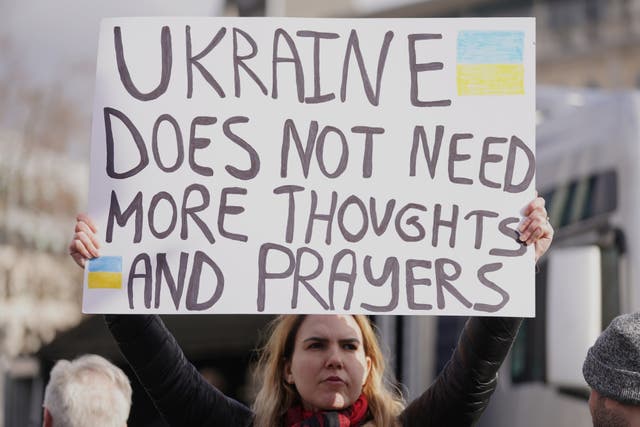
[343,343,358,351]
[308,342,323,349]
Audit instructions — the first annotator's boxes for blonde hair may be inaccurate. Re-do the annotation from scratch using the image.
[252,315,405,427]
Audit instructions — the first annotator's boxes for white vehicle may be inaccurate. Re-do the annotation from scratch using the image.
[473,86,640,426]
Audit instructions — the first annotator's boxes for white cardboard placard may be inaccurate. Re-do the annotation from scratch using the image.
[84,17,536,316]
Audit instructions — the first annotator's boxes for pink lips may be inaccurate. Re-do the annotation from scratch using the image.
[323,376,345,384]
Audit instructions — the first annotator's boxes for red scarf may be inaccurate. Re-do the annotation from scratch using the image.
[285,394,369,427]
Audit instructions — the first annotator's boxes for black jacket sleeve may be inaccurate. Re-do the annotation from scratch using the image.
[105,314,254,427]
[399,317,522,427]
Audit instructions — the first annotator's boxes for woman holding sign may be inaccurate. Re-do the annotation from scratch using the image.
[69,196,552,427]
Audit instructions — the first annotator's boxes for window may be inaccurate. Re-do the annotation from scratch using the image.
[510,229,623,386]
[511,260,547,383]
[4,374,43,426]
[511,169,620,387]
[544,170,617,230]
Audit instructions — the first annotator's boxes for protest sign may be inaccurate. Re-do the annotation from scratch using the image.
[83,17,536,316]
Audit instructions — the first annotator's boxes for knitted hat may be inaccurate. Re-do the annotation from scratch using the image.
[582,312,640,405]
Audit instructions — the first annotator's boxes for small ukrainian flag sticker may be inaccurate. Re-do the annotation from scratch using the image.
[88,256,123,289]
[457,31,525,96]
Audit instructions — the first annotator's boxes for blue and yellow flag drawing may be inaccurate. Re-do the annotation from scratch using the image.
[88,256,123,289]
[457,30,525,96]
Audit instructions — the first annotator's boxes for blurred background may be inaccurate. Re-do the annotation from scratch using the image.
[1,0,637,425]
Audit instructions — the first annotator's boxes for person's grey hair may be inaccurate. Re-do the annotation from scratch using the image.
[43,354,132,427]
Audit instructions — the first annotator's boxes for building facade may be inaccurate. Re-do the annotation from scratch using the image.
[264,0,640,89]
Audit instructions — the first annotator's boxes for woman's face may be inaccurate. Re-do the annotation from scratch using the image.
[284,315,372,411]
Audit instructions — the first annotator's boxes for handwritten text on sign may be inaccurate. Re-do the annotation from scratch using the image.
[84,17,536,316]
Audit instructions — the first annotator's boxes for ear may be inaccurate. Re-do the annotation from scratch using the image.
[43,407,53,427]
[283,359,294,384]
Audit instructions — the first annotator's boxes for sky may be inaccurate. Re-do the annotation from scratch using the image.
[0,0,227,141]
[0,0,227,158]
[1,0,224,83]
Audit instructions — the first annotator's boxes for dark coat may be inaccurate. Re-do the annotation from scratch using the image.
[106,315,521,427]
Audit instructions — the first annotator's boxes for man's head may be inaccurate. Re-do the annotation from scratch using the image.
[43,354,132,427]
[583,312,640,427]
